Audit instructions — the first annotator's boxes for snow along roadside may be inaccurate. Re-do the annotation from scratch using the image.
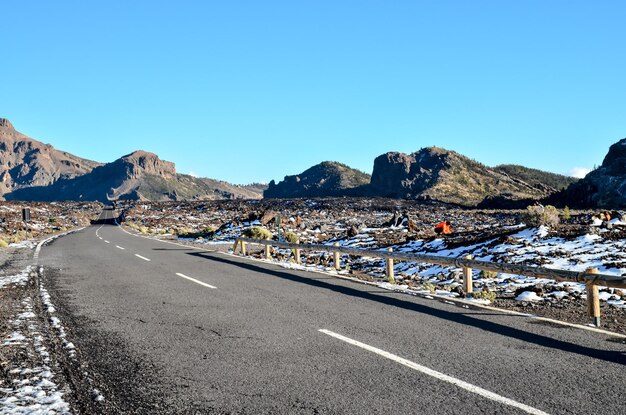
[0,266,72,414]
[1,227,104,413]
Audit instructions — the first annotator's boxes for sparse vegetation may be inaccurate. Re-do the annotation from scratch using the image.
[471,290,496,301]
[562,206,571,220]
[419,283,436,292]
[479,270,498,279]
[284,232,299,244]
[494,164,578,190]
[522,204,560,227]
[176,226,216,239]
[244,226,273,240]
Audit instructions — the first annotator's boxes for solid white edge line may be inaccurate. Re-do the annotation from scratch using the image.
[175,272,217,289]
[135,254,151,261]
[116,245,125,250]
[34,227,86,262]
[319,329,549,415]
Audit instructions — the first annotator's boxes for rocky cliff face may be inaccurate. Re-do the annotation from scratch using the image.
[1,118,264,202]
[264,161,370,198]
[563,138,626,208]
[0,118,102,197]
[368,147,569,206]
[7,150,263,202]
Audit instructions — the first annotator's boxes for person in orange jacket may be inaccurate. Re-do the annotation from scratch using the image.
[434,220,453,235]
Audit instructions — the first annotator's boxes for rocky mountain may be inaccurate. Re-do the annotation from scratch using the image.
[264,161,370,198]
[368,147,571,207]
[562,138,626,208]
[7,150,263,202]
[0,118,102,197]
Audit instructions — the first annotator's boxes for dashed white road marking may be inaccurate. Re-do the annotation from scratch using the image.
[175,273,217,289]
[318,329,549,415]
[104,240,110,244]
[98,237,103,240]
[116,245,125,250]
[135,254,151,262]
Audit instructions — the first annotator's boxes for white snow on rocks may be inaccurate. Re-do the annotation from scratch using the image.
[515,291,544,302]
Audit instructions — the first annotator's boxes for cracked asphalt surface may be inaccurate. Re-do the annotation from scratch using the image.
[38,208,626,414]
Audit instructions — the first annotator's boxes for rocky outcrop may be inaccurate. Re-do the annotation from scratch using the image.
[7,150,264,202]
[0,118,264,202]
[563,138,626,208]
[0,118,102,197]
[264,161,370,198]
[368,147,569,206]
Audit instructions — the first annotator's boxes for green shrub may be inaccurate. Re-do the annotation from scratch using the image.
[175,227,193,235]
[285,232,299,244]
[522,204,560,227]
[244,226,273,240]
[0,239,8,248]
[562,206,571,220]
[419,283,436,292]
[479,270,498,279]
[139,226,149,235]
[471,291,496,301]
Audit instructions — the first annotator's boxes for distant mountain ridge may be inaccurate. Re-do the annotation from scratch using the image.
[265,147,577,207]
[368,147,574,206]
[0,118,264,201]
[264,161,370,198]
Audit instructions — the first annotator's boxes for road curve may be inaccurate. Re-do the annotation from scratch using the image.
[38,208,626,414]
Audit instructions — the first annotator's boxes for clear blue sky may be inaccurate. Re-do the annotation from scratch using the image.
[2,1,625,184]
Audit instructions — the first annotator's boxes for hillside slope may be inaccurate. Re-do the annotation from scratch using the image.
[264,161,370,198]
[7,151,263,202]
[563,138,626,208]
[0,118,102,198]
[368,147,571,206]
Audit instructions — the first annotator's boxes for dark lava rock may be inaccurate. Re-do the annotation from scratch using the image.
[563,138,626,208]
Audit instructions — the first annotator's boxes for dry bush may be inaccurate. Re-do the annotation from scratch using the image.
[244,227,273,240]
[522,205,560,227]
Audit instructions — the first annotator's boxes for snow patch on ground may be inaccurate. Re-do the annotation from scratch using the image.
[0,267,32,289]
[8,240,37,250]
[0,297,72,414]
[515,291,544,302]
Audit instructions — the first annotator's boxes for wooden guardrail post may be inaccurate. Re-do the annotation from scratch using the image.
[264,243,271,260]
[586,267,601,327]
[232,240,239,254]
[386,247,395,284]
[241,240,246,256]
[333,242,341,270]
[294,241,301,264]
[463,254,473,295]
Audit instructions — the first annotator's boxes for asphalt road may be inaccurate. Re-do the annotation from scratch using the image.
[39,208,626,414]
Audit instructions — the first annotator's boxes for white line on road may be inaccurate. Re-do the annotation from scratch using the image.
[104,240,110,244]
[135,254,151,261]
[116,245,125,250]
[318,329,549,415]
[175,273,217,289]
